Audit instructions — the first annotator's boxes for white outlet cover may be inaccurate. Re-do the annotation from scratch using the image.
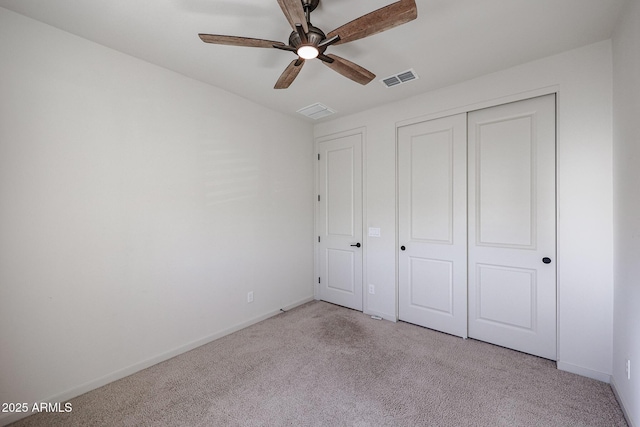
[368,227,381,237]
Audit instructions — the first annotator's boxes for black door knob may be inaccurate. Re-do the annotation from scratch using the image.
[350,243,361,248]
[400,246,406,251]
[542,257,552,264]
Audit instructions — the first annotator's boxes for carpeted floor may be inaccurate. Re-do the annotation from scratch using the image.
[11,301,628,426]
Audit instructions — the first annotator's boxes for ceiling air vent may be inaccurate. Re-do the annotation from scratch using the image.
[297,103,337,120]
[381,69,419,88]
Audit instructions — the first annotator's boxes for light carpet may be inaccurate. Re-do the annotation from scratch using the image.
[11,301,627,426]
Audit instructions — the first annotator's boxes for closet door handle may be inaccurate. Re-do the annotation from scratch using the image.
[350,243,361,248]
[400,246,406,251]
[542,257,552,264]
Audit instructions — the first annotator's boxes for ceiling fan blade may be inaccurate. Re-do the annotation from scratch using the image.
[327,0,417,46]
[274,59,305,89]
[277,0,309,33]
[322,54,375,85]
[199,34,286,49]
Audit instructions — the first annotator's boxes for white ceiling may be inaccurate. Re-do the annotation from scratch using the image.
[0,0,626,121]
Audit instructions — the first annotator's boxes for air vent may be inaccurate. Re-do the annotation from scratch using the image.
[297,103,336,120]
[380,69,419,88]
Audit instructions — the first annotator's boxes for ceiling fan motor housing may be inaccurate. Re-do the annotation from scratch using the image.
[289,25,327,52]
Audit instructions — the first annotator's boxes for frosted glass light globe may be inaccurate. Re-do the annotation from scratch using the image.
[297,45,319,60]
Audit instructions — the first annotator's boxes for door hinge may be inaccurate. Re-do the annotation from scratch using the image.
[318,277,321,284]
[318,153,320,161]
[318,195,320,202]
[318,236,320,243]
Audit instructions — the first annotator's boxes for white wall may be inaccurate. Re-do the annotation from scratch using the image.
[0,8,314,424]
[315,41,614,382]
[612,0,640,424]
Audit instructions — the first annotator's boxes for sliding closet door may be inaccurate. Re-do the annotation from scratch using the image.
[467,94,556,360]
[398,114,468,338]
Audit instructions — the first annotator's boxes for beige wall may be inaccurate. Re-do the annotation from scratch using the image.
[612,0,640,424]
[0,8,314,424]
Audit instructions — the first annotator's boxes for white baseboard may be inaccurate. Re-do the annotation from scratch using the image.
[280,296,315,312]
[0,296,314,427]
[611,376,637,427]
[557,361,612,383]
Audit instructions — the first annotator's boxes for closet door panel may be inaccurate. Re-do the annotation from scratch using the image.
[398,113,467,338]
[468,94,557,360]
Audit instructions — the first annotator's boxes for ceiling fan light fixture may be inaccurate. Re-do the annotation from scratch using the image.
[297,45,319,59]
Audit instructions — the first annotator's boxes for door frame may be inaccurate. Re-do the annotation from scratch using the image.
[395,87,559,359]
[314,127,367,311]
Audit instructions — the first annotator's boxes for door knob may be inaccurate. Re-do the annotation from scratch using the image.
[542,257,552,264]
[400,246,406,251]
[350,243,361,248]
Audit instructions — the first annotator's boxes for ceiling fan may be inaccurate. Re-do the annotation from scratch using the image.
[198,0,417,89]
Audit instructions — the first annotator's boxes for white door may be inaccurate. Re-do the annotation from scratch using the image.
[398,114,468,338]
[468,94,556,360]
[317,132,363,311]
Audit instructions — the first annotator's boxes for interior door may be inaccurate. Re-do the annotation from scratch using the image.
[398,113,468,338]
[467,94,556,360]
[317,132,363,311]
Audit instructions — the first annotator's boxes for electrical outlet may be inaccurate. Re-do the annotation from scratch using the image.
[247,291,254,303]
[626,359,631,380]
[368,284,375,295]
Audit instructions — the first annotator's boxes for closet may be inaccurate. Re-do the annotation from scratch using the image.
[398,94,557,360]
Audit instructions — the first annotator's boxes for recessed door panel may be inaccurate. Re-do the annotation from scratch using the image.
[410,131,453,243]
[409,257,453,314]
[476,264,536,330]
[327,147,355,237]
[468,94,556,360]
[327,249,355,293]
[398,113,467,338]
[317,132,363,311]
[477,115,535,248]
